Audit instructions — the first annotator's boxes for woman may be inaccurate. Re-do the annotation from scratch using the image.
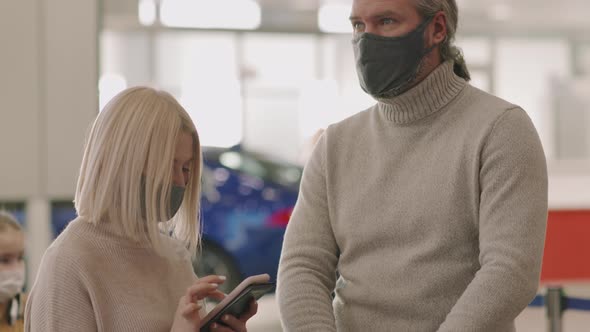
[0,211,26,332]
[25,87,257,331]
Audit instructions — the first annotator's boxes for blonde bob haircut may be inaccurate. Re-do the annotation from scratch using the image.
[75,86,202,254]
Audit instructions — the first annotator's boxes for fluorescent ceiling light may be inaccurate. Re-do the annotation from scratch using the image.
[138,0,157,26]
[318,3,352,34]
[160,0,261,30]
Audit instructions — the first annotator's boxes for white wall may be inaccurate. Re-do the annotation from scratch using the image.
[0,0,98,287]
[45,0,99,199]
[0,1,41,200]
[548,161,590,210]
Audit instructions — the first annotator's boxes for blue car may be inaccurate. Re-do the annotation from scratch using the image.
[51,145,302,292]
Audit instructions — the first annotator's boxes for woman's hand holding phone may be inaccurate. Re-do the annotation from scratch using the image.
[200,274,273,332]
[207,298,258,332]
[171,275,227,332]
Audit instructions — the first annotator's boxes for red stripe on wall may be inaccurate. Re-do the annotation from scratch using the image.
[540,210,590,282]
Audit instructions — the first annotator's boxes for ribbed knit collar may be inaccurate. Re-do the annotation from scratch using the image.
[377,61,467,124]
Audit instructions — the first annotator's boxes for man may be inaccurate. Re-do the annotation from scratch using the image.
[277,0,548,331]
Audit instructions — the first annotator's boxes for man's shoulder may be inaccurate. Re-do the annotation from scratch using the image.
[327,105,377,136]
[454,84,539,145]
[462,84,520,116]
[444,84,531,136]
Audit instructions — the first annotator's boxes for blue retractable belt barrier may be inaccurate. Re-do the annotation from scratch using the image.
[529,295,545,307]
[564,297,590,311]
[528,294,590,311]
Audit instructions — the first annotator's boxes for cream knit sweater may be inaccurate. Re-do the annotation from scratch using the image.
[277,61,548,331]
[24,218,200,331]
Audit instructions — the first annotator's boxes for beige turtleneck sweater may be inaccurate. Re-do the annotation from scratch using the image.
[277,61,548,331]
[24,218,200,332]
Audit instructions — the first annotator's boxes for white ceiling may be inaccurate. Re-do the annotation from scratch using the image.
[103,0,590,34]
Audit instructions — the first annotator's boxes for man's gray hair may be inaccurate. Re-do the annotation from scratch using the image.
[414,0,470,81]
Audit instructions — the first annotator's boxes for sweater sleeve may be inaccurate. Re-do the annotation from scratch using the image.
[24,246,98,332]
[438,108,548,331]
[277,132,339,332]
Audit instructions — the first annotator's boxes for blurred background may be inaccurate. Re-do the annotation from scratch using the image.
[1,0,590,330]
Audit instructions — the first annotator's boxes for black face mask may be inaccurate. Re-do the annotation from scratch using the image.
[140,176,185,221]
[352,17,434,98]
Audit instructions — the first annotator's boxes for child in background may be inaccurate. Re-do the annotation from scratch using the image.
[0,211,25,332]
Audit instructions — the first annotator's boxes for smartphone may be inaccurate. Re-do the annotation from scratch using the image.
[200,274,274,332]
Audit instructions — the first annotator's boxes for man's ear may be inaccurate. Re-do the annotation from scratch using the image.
[430,11,448,44]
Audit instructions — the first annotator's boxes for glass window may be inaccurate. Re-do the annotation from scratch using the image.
[99,30,151,110]
[241,33,317,162]
[576,43,590,76]
[155,31,242,148]
[469,70,491,93]
[242,33,317,87]
[320,34,375,121]
[552,77,590,160]
[101,30,242,148]
[495,38,572,160]
[243,92,301,162]
[456,37,492,67]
